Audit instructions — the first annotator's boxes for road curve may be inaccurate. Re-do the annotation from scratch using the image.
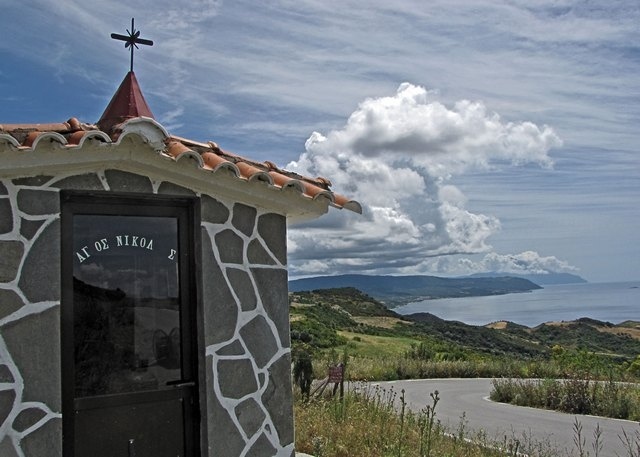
[372,379,639,457]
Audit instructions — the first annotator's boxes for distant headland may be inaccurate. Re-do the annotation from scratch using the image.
[289,272,587,307]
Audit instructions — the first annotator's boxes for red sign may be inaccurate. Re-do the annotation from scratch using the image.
[328,365,344,383]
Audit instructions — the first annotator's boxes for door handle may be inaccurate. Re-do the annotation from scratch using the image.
[166,380,196,388]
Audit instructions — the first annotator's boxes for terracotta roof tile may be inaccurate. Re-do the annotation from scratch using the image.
[201,151,233,172]
[0,121,361,213]
[165,139,193,158]
[0,72,361,215]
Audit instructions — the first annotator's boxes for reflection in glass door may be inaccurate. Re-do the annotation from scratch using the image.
[73,215,182,398]
[62,195,199,457]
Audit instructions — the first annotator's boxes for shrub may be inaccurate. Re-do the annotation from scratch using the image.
[491,377,640,420]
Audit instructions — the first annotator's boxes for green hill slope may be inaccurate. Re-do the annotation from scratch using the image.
[290,287,640,362]
[289,274,541,306]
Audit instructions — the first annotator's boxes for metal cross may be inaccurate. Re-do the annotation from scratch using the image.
[110,18,154,72]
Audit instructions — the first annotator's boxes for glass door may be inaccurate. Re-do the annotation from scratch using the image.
[61,194,199,457]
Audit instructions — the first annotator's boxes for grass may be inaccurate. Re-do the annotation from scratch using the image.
[351,316,412,329]
[295,383,640,457]
[490,376,640,420]
[337,331,419,359]
[312,352,576,382]
[294,384,511,457]
[290,288,640,455]
[290,288,640,384]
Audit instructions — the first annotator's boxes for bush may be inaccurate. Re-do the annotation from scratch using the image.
[491,377,640,420]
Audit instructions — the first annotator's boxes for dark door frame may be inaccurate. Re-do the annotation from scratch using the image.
[60,190,202,456]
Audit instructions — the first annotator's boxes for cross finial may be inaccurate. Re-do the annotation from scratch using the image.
[110,18,154,72]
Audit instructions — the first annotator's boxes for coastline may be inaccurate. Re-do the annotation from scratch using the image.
[394,281,640,328]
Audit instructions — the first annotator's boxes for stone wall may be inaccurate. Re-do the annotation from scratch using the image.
[0,170,294,456]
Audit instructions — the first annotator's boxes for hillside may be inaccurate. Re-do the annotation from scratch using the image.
[290,287,640,361]
[468,272,587,285]
[289,274,541,307]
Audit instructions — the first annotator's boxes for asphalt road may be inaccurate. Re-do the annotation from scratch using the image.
[372,379,639,457]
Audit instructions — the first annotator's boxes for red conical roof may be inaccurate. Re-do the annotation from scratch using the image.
[98,71,154,130]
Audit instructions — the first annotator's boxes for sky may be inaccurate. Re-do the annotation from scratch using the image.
[1,0,639,282]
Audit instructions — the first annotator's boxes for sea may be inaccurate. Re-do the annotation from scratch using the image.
[394,281,640,327]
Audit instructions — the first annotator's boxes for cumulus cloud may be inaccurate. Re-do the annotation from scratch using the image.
[482,251,580,274]
[418,251,580,277]
[287,83,562,276]
[303,83,561,176]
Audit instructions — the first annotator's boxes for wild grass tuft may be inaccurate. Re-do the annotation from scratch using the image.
[490,377,640,420]
[294,383,567,457]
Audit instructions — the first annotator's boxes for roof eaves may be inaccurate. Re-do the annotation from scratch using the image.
[0,118,361,214]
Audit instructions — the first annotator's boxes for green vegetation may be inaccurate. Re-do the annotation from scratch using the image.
[292,288,640,456]
[294,384,640,457]
[491,377,640,420]
[295,384,512,457]
[290,287,640,382]
[289,274,542,307]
